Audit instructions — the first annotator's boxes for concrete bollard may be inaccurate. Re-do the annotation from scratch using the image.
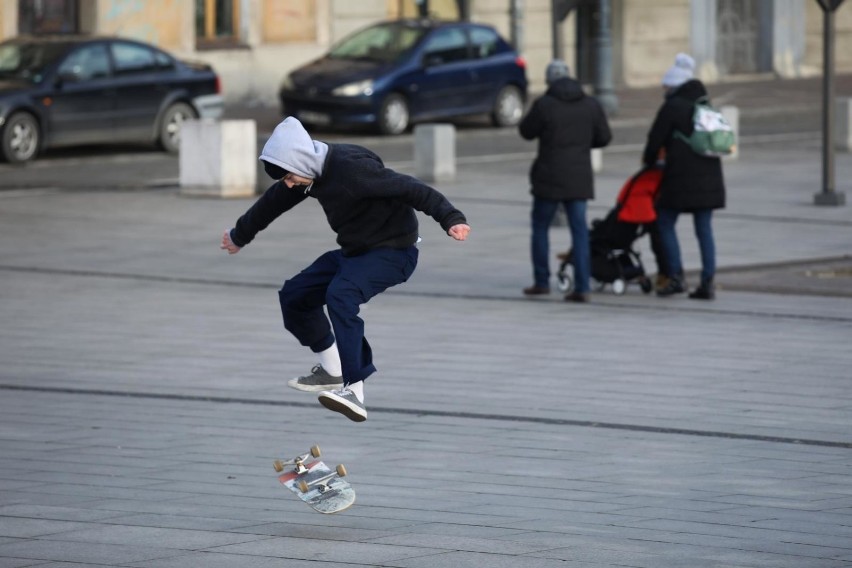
[837,97,852,152]
[720,105,739,160]
[414,123,456,182]
[179,119,257,198]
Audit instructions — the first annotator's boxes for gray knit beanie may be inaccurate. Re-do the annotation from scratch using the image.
[545,59,570,86]
[662,53,695,87]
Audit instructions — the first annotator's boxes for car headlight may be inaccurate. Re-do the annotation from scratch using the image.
[332,79,374,97]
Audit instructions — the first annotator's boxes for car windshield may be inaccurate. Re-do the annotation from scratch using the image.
[0,42,70,83]
[328,23,427,63]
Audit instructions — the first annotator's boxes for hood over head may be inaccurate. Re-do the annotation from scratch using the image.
[666,78,707,102]
[259,117,328,179]
[546,75,585,102]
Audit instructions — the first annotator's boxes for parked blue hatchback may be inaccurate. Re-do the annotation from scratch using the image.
[279,19,528,135]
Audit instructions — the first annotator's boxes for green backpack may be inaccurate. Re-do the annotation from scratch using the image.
[674,97,736,157]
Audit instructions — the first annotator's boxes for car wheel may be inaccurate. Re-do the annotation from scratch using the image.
[157,102,196,154]
[1,112,40,163]
[377,93,409,136]
[491,85,524,127]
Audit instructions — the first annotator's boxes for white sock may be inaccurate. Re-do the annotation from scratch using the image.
[348,381,364,403]
[317,344,342,377]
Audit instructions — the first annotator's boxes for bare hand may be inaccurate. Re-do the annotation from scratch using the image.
[447,224,470,241]
[220,230,241,254]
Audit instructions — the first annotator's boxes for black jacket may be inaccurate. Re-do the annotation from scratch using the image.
[642,79,726,211]
[518,77,612,200]
[230,143,467,256]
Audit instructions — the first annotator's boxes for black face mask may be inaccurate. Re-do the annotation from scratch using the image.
[263,161,289,180]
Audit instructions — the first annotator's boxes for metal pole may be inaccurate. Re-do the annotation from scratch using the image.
[815,0,846,205]
[551,0,563,59]
[593,0,618,115]
[510,0,524,52]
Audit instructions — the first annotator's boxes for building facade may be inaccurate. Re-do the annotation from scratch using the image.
[1,0,850,107]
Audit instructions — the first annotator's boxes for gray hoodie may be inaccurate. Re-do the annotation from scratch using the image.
[259,117,328,178]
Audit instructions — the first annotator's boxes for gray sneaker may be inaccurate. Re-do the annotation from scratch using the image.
[318,387,367,422]
[287,365,343,392]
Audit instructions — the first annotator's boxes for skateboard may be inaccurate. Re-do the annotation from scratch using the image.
[273,445,355,514]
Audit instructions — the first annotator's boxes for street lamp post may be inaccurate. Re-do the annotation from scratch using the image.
[593,0,618,115]
[814,0,846,206]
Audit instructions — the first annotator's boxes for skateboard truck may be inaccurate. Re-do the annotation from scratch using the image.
[273,445,356,514]
[273,445,321,474]
[298,464,348,494]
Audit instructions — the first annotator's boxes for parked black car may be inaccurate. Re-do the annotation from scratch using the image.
[280,19,528,135]
[0,35,223,163]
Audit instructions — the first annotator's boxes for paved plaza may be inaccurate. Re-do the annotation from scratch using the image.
[0,80,851,566]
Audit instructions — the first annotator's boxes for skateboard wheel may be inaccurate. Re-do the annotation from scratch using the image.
[336,464,347,477]
[298,480,310,493]
[310,445,321,458]
[273,460,284,472]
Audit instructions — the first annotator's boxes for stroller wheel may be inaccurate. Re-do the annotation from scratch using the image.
[556,272,573,292]
[639,276,653,294]
[612,279,627,295]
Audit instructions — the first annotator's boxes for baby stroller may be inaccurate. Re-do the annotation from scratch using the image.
[556,166,662,295]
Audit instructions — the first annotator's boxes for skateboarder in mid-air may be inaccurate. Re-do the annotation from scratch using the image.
[221,117,470,422]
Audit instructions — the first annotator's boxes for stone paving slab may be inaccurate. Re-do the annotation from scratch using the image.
[0,112,851,567]
[1,380,850,567]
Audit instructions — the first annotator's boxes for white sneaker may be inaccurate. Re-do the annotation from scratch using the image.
[288,365,344,392]
[318,388,367,422]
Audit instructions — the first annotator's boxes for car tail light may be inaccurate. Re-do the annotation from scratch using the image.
[515,56,526,69]
[215,76,222,93]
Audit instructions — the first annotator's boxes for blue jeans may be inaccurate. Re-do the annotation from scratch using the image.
[656,207,715,286]
[278,246,418,384]
[531,197,590,293]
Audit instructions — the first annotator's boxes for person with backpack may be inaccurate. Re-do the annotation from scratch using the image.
[642,53,727,300]
[519,59,612,302]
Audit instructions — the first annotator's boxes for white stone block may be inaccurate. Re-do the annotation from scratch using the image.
[414,123,456,182]
[179,119,257,198]
[720,105,739,160]
[836,97,852,152]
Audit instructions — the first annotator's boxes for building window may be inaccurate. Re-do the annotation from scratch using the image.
[716,0,772,75]
[391,0,461,20]
[196,0,241,46]
[19,0,79,34]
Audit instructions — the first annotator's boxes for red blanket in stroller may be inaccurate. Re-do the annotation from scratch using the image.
[615,165,663,224]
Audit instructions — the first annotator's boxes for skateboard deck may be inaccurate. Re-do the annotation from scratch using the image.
[273,445,355,514]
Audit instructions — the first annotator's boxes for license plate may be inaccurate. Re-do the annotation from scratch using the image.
[298,111,331,125]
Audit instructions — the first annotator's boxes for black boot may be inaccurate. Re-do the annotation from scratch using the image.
[656,276,685,297]
[689,280,715,300]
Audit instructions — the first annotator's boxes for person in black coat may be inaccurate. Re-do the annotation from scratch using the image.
[642,53,726,300]
[519,59,612,302]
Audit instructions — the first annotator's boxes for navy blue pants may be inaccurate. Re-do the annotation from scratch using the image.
[532,197,590,293]
[278,246,418,384]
